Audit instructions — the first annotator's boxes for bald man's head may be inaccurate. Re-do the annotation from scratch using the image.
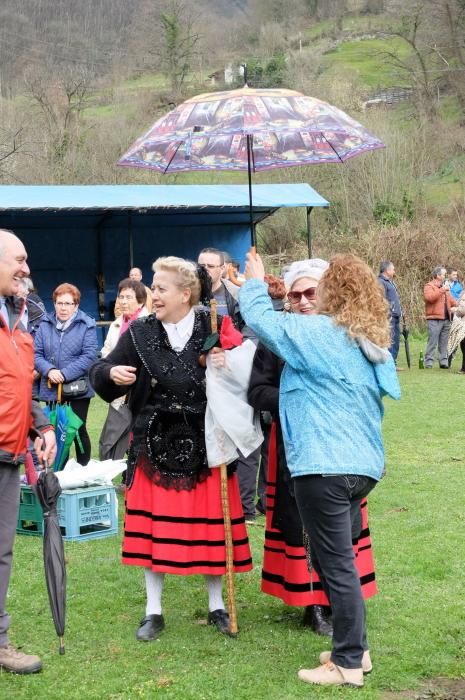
[0,229,30,296]
[129,267,143,282]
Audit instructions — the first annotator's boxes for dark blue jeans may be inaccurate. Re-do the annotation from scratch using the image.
[390,316,400,361]
[294,474,377,669]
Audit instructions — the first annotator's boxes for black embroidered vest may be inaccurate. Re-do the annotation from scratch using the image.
[127,310,214,491]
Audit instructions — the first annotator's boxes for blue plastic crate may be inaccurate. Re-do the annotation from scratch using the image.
[17,484,118,541]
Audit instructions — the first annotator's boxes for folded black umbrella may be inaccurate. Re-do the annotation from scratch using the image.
[401,315,411,369]
[35,465,66,655]
[98,403,132,461]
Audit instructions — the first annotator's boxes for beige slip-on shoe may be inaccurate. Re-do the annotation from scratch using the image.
[319,649,372,674]
[298,661,363,687]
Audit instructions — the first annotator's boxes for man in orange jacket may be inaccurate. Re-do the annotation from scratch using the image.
[0,229,57,674]
[423,266,457,369]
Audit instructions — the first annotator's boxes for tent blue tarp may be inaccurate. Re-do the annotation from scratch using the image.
[0,184,328,335]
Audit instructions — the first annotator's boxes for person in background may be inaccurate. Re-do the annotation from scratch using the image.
[198,248,243,329]
[253,273,287,518]
[99,279,149,463]
[17,277,46,336]
[448,269,462,301]
[240,251,400,688]
[424,266,456,369]
[248,260,377,638]
[198,248,260,522]
[231,260,246,284]
[447,288,465,373]
[114,267,152,316]
[378,261,402,366]
[34,283,98,466]
[222,251,232,279]
[90,256,252,641]
[102,279,148,358]
[0,229,57,675]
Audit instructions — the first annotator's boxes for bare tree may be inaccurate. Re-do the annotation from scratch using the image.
[382,1,441,119]
[159,0,201,96]
[0,127,30,181]
[24,64,94,162]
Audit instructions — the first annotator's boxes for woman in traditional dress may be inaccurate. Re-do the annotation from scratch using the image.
[90,257,252,641]
[240,253,399,688]
[248,260,377,638]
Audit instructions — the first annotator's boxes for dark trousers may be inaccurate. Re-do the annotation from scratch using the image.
[256,421,271,512]
[69,398,91,465]
[0,465,20,646]
[237,446,261,519]
[294,474,377,669]
[389,316,400,361]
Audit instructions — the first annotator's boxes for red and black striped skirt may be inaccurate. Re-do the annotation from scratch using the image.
[261,423,377,606]
[122,463,253,576]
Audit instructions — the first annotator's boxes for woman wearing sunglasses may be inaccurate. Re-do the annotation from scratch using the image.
[248,260,378,639]
[240,253,400,688]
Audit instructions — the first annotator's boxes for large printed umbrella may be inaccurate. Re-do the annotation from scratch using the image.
[35,463,66,655]
[118,85,385,247]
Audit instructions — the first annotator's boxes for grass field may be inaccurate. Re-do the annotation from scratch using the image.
[4,335,465,699]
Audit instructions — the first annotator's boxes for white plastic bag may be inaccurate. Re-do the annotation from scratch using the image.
[56,458,126,489]
[205,340,263,467]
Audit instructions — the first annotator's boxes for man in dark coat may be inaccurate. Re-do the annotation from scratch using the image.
[378,261,402,363]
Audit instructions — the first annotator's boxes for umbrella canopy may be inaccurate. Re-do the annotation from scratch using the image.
[118,86,384,251]
[117,86,385,173]
[35,466,66,654]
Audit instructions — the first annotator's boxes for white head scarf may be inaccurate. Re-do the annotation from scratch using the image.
[283,258,329,290]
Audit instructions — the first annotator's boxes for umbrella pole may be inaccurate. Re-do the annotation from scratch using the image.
[209,299,238,636]
[246,134,256,252]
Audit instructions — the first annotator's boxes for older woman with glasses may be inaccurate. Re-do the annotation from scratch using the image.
[240,252,400,688]
[34,283,97,465]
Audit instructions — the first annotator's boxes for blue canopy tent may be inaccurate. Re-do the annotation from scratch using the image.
[0,184,328,340]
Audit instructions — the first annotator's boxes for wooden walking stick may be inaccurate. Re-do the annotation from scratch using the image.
[209,298,238,636]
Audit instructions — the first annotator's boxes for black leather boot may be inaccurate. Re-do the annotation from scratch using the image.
[302,605,333,637]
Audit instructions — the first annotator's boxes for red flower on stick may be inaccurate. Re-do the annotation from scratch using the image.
[219,316,243,349]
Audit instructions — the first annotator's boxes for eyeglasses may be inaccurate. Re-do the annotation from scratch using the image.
[55,301,75,307]
[287,287,317,304]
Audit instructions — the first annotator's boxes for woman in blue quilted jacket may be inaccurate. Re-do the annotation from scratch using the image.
[240,252,400,689]
[34,283,97,465]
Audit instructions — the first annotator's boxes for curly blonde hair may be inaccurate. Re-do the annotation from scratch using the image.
[316,253,391,347]
[152,256,201,306]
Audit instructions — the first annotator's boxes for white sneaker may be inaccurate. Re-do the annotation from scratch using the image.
[319,649,372,673]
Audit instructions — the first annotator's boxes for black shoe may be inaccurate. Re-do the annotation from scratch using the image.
[302,605,333,637]
[136,614,165,641]
[207,609,232,636]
